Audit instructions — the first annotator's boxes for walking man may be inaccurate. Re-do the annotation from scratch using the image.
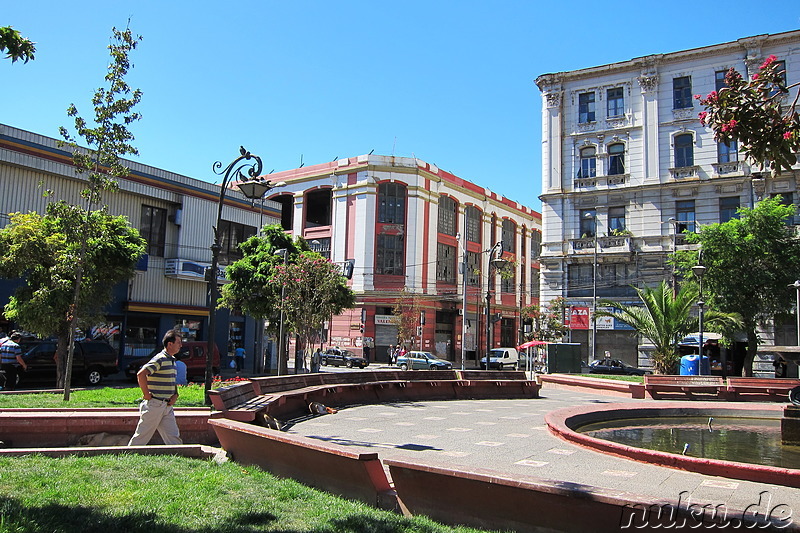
[0,332,26,391]
[128,329,183,446]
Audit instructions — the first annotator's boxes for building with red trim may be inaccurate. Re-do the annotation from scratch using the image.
[262,155,542,365]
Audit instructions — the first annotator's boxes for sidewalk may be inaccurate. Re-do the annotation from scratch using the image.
[286,386,800,524]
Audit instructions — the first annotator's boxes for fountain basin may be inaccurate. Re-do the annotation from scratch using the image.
[545,401,800,488]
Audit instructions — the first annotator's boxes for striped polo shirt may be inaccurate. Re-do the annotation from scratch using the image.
[142,350,177,401]
[0,340,21,365]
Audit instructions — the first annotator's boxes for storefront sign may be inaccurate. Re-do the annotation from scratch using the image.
[374,315,396,326]
[570,307,590,330]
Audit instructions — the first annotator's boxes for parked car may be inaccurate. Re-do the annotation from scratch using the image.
[321,348,369,368]
[396,351,453,370]
[480,347,520,370]
[15,339,118,386]
[588,358,650,376]
[125,341,220,381]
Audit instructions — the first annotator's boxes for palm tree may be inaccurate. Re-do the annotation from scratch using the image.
[597,281,741,374]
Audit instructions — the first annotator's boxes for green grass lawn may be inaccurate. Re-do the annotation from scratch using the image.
[0,384,212,409]
[0,454,491,533]
[0,386,495,532]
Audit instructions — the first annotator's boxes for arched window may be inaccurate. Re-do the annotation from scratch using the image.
[465,206,481,244]
[608,143,625,175]
[502,219,516,253]
[674,134,694,168]
[578,147,596,178]
[437,195,457,236]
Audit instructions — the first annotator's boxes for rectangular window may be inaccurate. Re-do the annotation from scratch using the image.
[436,243,456,284]
[310,237,331,260]
[502,219,516,253]
[465,206,481,244]
[530,269,540,299]
[376,234,404,275]
[218,221,256,264]
[608,143,625,175]
[579,209,596,238]
[378,182,406,224]
[715,70,728,92]
[673,76,692,109]
[607,87,624,117]
[578,92,596,123]
[674,134,694,168]
[676,200,696,233]
[717,140,738,163]
[530,231,541,260]
[567,264,593,298]
[719,196,740,223]
[466,251,482,287]
[578,147,596,178]
[608,206,626,233]
[140,205,167,257]
[437,196,457,236]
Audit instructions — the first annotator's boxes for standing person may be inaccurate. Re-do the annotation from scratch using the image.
[388,345,395,364]
[311,348,322,373]
[128,330,183,446]
[0,332,26,391]
[234,345,246,373]
[174,352,188,386]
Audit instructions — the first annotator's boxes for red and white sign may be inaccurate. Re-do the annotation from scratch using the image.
[570,307,590,330]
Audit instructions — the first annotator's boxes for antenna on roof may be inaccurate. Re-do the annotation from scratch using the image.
[269,169,274,174]
[368,149,374,155]
[392,137,397,156]
[333,156,338,161]
[299,154,304,168]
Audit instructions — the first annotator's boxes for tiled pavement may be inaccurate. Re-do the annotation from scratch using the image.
[286,387,800,515]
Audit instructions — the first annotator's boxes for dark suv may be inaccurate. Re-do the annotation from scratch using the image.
[321,348,369,368]
[18,340,119,387]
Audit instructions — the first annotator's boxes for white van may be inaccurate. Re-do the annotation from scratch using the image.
[480,347,520,370]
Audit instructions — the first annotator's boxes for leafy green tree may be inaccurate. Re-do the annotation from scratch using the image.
[698,55,799,175]
[273,253,356,366]
[0,204,145,385]
[597,282,741,374]
[220,225,355,374]
[0,26,35,63]
[521,297,568,343]
[678,197,800,376]
[54,25,142,398]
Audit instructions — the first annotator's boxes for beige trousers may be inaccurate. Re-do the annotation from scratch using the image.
[128,398,183,446]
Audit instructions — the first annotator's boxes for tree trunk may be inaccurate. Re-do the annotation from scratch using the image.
[743,328,758,377]
[55,325,70,388]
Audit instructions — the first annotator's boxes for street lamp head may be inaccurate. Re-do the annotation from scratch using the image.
[692,264,707,279]
[237,176,283,200]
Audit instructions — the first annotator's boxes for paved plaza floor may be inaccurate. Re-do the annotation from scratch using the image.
[286,386,800,517]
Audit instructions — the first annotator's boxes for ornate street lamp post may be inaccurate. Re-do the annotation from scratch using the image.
[205,147,279,403]
[792,281,800,346]
[483,241,507,370]
[584,211,599,361]
[692,260,707,377]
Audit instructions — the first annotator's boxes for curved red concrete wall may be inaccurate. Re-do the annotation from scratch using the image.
[545,401,800,488]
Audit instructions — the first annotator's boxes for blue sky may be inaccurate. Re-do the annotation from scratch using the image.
[2,2,798,211]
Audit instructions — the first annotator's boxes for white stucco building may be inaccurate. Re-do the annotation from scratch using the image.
[536,30,800,369]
